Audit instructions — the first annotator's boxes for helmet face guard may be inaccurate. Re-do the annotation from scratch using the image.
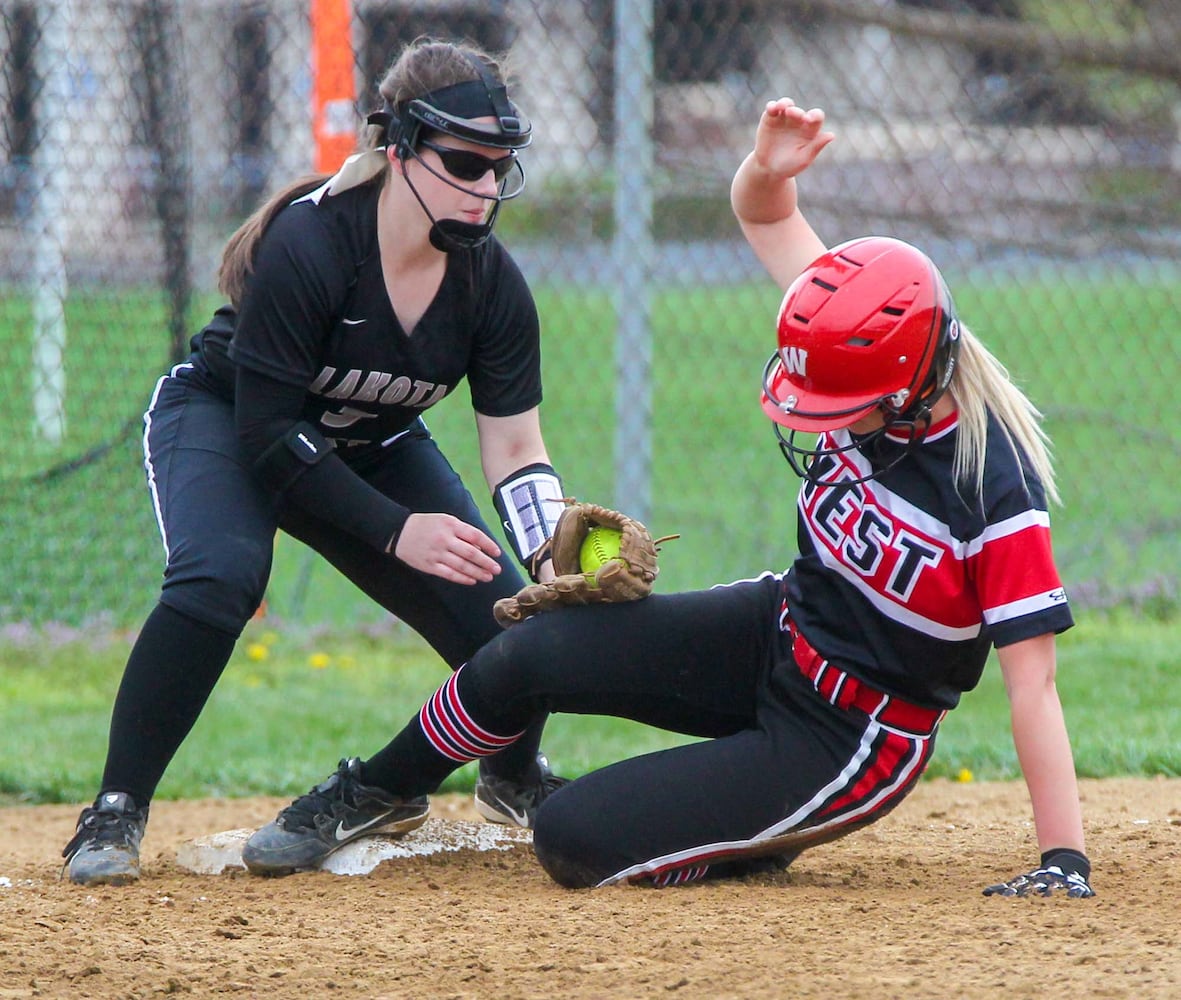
[760,237,961,486]
[366,55,532,251]
[763,358,933,488]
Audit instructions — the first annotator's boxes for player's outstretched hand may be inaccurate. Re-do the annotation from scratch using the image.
[984,852,1095,899]
[394,512,503,585]
[753,97,835,180]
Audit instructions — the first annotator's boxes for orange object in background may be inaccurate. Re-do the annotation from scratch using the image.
[311,0,357,173]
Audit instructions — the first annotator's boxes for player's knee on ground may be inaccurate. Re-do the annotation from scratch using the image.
[531,784,618,889]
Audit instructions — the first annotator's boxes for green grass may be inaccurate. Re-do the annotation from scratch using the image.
[932,611,1181,779]
[1,609,1178,806]
[2,270,1179,627]
[950,274,1181,594]
[419,274,1181,609]
[0,289,179,480]
[0,620,712,804]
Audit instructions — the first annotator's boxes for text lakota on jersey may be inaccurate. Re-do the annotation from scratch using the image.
[309,366,451,429]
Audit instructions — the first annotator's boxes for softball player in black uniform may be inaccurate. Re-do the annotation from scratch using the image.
[242,99,1093,899]
[63,39,573,886]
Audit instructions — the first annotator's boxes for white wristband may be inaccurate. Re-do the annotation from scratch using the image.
[493,464,565,566]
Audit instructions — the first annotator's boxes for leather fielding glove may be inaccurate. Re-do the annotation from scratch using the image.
[493,500,675,627]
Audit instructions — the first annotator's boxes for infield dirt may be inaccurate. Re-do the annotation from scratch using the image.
[2,778,1178,999]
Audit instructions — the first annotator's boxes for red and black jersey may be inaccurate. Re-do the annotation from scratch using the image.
[187,178,542,461]
[783,409,1073,710]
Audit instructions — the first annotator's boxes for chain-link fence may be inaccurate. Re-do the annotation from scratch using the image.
[2,0,1179,628]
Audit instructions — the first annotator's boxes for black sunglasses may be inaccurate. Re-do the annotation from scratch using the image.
[419,140,517,182]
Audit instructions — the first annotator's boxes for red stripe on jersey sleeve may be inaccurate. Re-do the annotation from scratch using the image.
[969,521,1063,623]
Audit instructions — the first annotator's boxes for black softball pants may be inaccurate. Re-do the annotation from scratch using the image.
[102,368,541,802]
[437,575,939,887]
[146,370,521,654]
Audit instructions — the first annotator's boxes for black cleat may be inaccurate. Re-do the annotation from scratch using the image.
[474,753,568,829]
[62,792,149,886]
[242,758,429,876]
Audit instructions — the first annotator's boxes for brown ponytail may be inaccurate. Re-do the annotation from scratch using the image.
[217,175,330,306]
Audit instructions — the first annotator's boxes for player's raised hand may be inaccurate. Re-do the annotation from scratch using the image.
[394,512,503,584]
[753,98,835,180]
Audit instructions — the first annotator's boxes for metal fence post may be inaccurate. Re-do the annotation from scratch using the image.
[611,0,654,519]
[30,0,75,445]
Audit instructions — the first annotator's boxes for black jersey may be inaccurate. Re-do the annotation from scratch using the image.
[187,178,542,458]
[784,409,1073,710]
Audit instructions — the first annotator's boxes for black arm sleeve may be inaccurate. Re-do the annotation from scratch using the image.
[235,365,411,553]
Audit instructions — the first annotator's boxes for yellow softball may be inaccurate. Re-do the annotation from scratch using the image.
[580,526,623,572]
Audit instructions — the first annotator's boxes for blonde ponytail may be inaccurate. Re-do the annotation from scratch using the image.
[949,326,1059,505]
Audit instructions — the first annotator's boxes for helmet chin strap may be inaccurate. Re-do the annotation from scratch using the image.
[397,147,504,252]
[775,413,931,489]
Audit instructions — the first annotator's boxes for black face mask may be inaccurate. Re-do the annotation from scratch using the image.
[773,418,931,490]
[396,137,528,252]
[396,143,527,252]
[366,57,533,252]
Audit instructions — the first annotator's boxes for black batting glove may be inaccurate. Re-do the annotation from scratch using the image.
[983,848,1095,899]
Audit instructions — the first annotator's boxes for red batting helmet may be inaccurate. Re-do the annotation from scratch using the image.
[760,236,961,482]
